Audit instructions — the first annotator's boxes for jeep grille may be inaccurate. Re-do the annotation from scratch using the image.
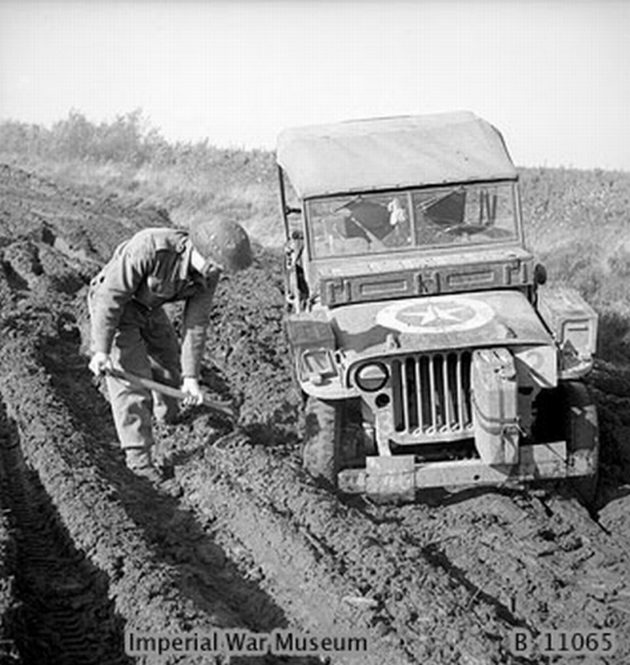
[390,351,473,441]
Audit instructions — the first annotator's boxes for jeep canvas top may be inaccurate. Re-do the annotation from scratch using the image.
[277,111,517,197]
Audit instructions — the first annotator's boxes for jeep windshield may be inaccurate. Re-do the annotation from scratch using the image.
[307,181,520,259]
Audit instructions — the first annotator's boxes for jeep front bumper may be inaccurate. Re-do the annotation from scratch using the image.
[338,441,597,499]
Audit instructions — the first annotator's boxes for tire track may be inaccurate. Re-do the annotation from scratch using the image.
[0,411,130,665]
[176,437,527,665]
[35,332,322,665]
[0,333,294,665]
[394,487,629,657]
[175,434,630,664]
[0,432,20,665]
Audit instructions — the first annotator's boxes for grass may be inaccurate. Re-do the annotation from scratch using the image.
[518,167,630,362]
[0,111,284,247]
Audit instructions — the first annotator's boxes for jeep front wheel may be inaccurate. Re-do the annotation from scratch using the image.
[302,396,341,486]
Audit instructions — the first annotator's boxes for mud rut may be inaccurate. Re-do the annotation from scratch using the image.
[0,163,629,665]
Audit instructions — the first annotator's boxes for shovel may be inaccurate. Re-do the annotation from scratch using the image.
[105,367,236,421]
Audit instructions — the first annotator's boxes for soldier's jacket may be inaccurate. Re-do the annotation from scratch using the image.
[89,227,220,378]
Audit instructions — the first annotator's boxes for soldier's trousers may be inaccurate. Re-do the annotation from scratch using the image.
[88,294,181,452]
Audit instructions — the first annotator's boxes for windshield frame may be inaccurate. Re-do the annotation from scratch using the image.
[303,179,523,261]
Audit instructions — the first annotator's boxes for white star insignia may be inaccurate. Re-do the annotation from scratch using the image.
[400,304,471,326]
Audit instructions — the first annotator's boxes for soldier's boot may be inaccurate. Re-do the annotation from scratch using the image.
[125,447,182,497]
[125,447,161,481]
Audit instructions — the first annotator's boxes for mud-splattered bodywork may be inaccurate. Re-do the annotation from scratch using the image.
[277,112,598,495]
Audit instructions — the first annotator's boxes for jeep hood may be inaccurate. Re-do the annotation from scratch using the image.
[328,290,552,359]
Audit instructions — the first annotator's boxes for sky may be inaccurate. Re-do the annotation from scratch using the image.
[1,0,629,170]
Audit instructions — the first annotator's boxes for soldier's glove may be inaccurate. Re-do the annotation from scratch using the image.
[181,377,204,406]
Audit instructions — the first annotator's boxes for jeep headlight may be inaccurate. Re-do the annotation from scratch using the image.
[355,362,389,392]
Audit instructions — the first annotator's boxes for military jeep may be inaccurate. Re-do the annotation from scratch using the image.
[276,112,598,500]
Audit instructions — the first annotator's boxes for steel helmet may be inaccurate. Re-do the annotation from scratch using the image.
[189,218,253,272]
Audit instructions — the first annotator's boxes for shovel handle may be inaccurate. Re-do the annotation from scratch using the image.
[105,368,235,420]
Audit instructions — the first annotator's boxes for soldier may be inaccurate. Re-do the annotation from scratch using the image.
[87,218,252,482]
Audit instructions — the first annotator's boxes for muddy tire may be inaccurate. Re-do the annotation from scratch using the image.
[302,396,341,486]
[563,381,599,507]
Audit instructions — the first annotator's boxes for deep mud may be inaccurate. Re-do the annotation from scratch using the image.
[0,421,20,665]
[0,162,629,664]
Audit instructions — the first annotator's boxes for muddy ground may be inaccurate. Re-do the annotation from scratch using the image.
[0,163,629,664]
